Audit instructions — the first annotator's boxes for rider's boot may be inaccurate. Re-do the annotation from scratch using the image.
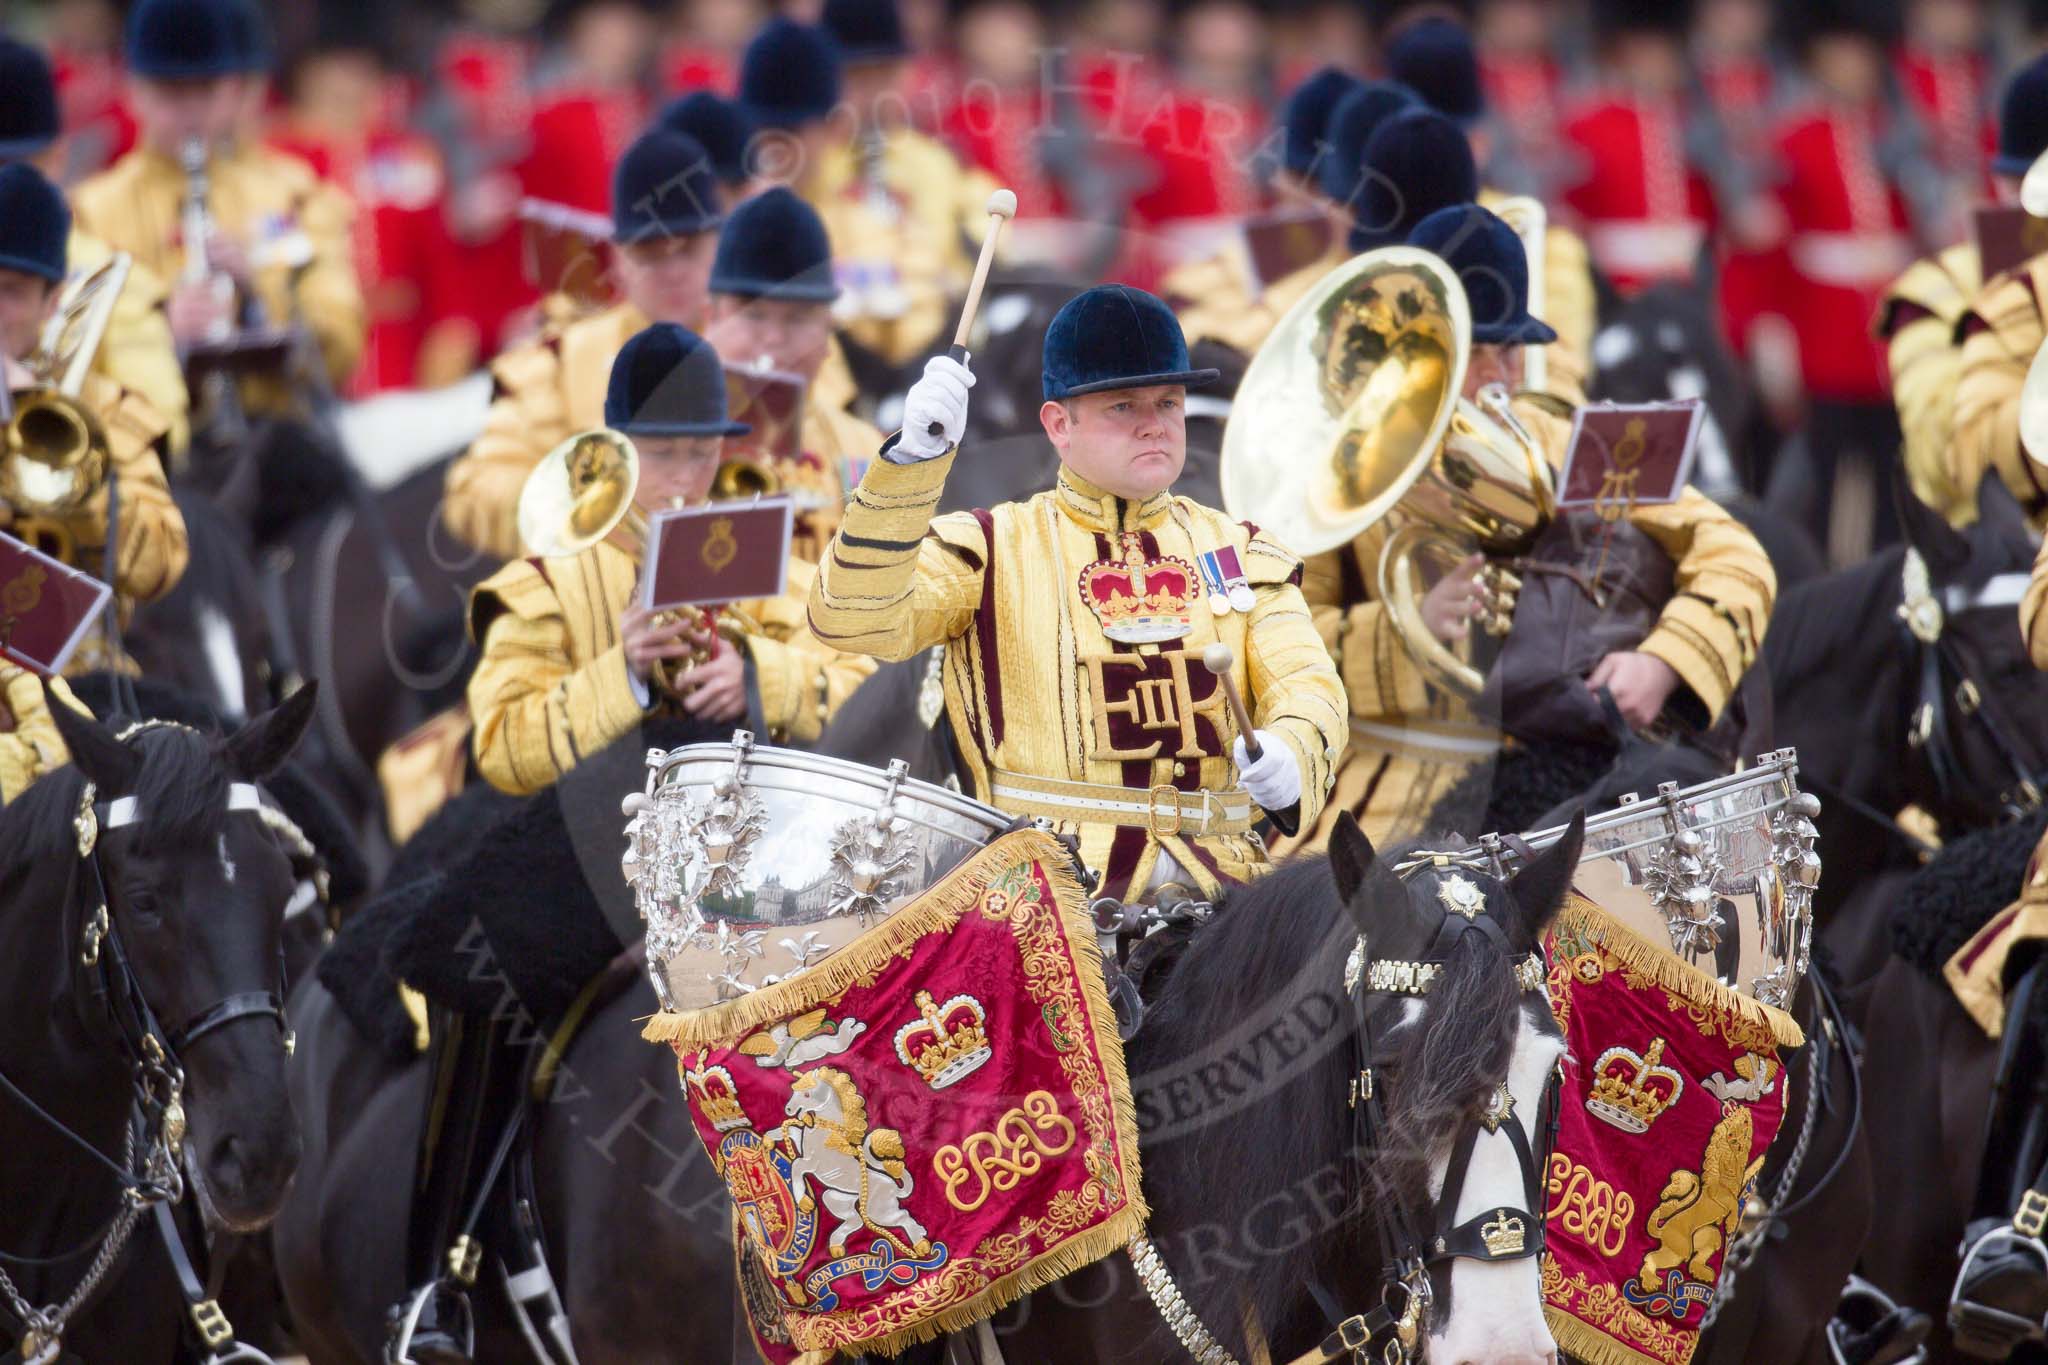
[388,1006,519,1365]
[1951,954,2048,1359]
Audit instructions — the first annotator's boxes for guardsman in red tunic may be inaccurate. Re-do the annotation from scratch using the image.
[1741,1,1917,561]
[1558,2,1720,295]
[519,0,659,220]
[266,13,444,395]
[1895,0,1993,203]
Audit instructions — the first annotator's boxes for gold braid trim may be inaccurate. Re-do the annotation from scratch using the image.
[1540,1310,1670,1365]
[1555,895,1805,1049]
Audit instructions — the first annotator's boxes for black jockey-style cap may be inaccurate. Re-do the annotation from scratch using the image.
[0,163,71,284]
[127,0,243,81]
[605,324,751,437]
[611,128,725,245]
[1319,80,1422,208]
[0,38,59,162]
[822,0,911,63]
[1996,52,2048,177]
[1385,16,1484,127]
[1042,285,1220,400]
[658,91,754,187]
[1279,67,1362,179]
[710,187,840,302]
[1349,107,1478,252]
[1408,203,1556,347]
[740,18,844,130]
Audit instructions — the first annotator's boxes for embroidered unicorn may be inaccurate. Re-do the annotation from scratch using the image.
[771,1067,931,1260]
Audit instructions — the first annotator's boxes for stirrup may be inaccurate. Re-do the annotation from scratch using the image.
[386,1280,475,1365]
[1949,1223,2048,1359]
[1827,1274,1929,1365]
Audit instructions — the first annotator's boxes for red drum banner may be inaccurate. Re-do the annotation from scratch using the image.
[1540,894,1806,1365]
[642,829,1144,1363]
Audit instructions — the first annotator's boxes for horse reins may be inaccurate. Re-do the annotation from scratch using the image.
[0,759,291,1363]
[1898,552,2047,821]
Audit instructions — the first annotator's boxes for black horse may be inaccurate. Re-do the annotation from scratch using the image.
[1770,476,2048,936]
[984,813,1584,1365]
[125,490,277,726]
[0,687,314,1361]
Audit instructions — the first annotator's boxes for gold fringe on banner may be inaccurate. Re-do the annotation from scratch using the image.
[1543,1310,1670,1365]
[1554,894,1805,1050]
[644,827,1152,1359]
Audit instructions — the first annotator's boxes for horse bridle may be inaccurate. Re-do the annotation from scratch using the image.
[1321,870,1561,1363]
[1124,867,1559,1365]
[0,765,293,1363]
[1898,551,2047,821]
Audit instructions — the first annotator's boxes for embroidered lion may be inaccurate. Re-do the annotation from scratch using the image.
[772,1066,932,1260]
[1636,1099,1767,1294]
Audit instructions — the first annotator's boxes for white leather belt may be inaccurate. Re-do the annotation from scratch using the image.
[989,770,1253,838]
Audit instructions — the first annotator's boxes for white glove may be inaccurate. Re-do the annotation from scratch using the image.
[891,354,975,461]
[1232,731,1302,811]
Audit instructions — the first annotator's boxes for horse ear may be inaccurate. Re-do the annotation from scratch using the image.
[1507,810,1584,944]
[224,682,317,782]
[1328,810,1377,907]
[1896,466,1969,577]
[48,680,142,794]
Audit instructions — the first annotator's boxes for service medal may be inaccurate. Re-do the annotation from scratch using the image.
[1229,582,1257,613]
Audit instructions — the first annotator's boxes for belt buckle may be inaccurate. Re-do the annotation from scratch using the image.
[2015,1190,2048,1238]
[1147,784,1183,838]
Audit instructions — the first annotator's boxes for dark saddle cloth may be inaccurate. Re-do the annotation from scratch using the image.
[1889,806,2048,980]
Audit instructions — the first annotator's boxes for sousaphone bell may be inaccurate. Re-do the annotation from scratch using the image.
[1219,245,1555,699]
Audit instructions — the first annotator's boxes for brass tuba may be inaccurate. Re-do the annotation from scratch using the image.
[1219,246,1555,699]
[1,253,128,560]
[516,428,756,695]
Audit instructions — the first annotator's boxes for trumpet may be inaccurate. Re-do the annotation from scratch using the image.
[1,253,128,562]
[1220,246,1554,699]
[516,429,762,697]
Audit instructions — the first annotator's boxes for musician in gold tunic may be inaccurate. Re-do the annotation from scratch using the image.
[467,324,874,798]
[0,37,191,460]
[443,127,725,562]
[1879,54,2048,527]
[703,188,884,564]
[808,286,1347,900]
[0,165,188,673]
[70,0,365,392]
[1292,207,1774,852]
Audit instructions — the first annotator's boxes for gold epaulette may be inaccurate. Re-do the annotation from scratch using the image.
[76,372,166,458]
[1958,267,2044,347]
[929,508,989,559]
[487,335,565,396]
[467,556,562,643]
[1879,246,1981,338]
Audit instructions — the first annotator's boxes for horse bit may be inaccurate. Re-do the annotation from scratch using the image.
[0,750,294,1365]
[1123,858,1559,1365]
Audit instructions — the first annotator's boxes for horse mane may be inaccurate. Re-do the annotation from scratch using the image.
[0,725,231,872]
[1133,852,1523,1350]
[1761,544,1904,689]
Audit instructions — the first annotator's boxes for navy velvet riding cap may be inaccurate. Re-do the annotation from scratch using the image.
[1041,285,1219,401]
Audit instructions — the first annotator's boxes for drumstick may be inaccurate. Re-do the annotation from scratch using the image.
[926,188,1019,437]
[1202,643,1300,836]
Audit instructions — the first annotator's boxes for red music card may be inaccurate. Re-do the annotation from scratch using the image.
[1556,400,1703,514]
[1975,205,2048,282]
[722,366,807,464]
[1243,209,1336,291]
[641,497,794,611]
[0,532,112,675]
[518,197,617,308]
